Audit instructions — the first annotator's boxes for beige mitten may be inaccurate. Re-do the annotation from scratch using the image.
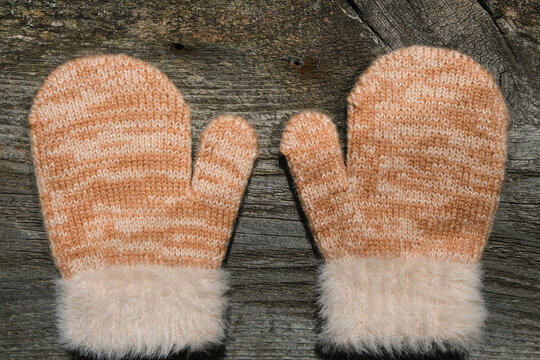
[29,55,257,358]
[281,46,507,354]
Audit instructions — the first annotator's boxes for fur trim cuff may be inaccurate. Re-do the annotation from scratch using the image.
[318,257,486,354]
[57,265,229,358]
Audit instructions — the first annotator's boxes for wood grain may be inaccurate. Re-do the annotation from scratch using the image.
[0,1,538,359]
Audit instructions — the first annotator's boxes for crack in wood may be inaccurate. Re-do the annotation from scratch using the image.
[343,0,391,49]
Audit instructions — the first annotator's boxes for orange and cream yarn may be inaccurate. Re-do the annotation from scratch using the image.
[281,46,507,354]
[29,55,257,358]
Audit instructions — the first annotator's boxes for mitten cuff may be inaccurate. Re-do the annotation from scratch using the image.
[318,257,486,354]
[57,265,229,358]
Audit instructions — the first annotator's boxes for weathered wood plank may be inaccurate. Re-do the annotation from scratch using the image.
[0,0,538,359]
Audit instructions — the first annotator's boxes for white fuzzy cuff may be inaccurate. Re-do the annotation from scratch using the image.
[57,265,229,358]
[318,257,486,354]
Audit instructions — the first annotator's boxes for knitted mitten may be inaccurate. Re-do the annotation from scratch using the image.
[29,55,257,358]
[281,46,507,354]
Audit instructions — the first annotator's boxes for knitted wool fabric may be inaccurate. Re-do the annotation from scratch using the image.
[281,46,507,354]
[28,55,257,358]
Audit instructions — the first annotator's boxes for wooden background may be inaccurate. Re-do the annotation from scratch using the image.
[1,1,538,359]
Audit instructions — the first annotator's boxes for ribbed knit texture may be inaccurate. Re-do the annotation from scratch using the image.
[29,54,257,278]
[281,46,508,353]
[281,46,507,263]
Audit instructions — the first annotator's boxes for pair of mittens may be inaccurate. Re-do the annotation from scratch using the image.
[281,46,507,354]
[29,46,507,358]
[29,55,257,358]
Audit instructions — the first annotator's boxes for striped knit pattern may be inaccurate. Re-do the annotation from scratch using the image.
[29,54,257,278]
[281,46,507,264]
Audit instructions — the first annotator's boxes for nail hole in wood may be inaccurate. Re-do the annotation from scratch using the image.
[171,43,186,53]
[291,56,304,68]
